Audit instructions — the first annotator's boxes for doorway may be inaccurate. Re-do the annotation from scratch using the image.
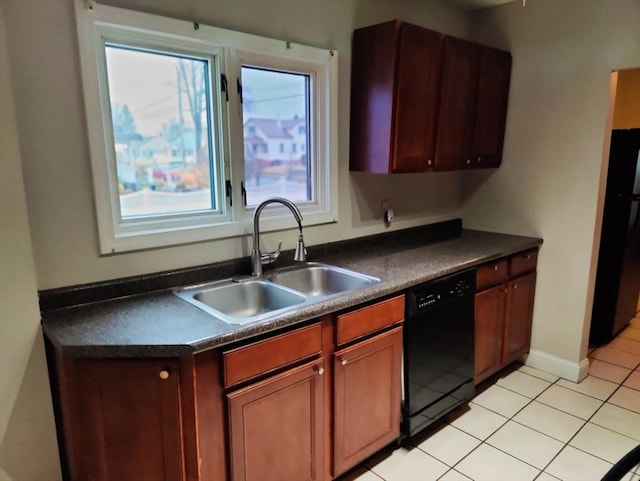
[590,68,640,345]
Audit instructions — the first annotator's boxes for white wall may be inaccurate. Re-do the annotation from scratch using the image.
[463,0,640,379]
[3,0,638,475]
[0,4,62,480]
[4,0,472,290]
[0,0,469,476]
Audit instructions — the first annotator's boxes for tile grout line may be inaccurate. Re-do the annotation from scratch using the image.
[533,354,640,475]
[438,378,560,479]
[447,363,640,480]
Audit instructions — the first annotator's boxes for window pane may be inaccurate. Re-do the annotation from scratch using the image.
[241,66,311,206]
[105,45,215,218]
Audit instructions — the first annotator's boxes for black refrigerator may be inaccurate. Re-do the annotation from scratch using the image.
[590,129,640,345]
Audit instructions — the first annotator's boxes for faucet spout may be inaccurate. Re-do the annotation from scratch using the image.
[251,197,306,277]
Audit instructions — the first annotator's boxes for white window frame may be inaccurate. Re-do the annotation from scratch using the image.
[75,1,338,254]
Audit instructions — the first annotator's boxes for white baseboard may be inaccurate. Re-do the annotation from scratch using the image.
[521,349,590,382]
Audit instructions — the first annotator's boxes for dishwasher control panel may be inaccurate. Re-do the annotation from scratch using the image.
[408,268,475,314]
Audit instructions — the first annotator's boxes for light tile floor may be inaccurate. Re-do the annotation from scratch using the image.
[341,314,640,481]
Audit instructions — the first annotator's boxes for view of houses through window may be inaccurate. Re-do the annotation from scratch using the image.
[105,45,313,218]
[241,66,312,206]
[105,45,216,219]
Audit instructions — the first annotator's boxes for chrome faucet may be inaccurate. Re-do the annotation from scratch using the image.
[251,197,307,277]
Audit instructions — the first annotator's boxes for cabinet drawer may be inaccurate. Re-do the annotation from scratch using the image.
[476,259,508,290]
[336,295,404,345]
[223,323,322,387]
[510,249,538,276]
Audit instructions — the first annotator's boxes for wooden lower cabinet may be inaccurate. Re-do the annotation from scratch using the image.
[504,272,537,365]
[474,250,538,383]
[227,359,325,481]
[49,297,405,481]
[49,349,226,481]
[63,358,185,481]
[224,297,404,480]
[474,284,507,382]
[333,326,403,477]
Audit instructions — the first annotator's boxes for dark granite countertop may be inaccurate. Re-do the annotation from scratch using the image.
[41,228,542,358]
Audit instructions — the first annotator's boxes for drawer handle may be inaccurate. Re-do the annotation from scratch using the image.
[316,366,325,376]
[159,370,170,380]
[340,358,348,366]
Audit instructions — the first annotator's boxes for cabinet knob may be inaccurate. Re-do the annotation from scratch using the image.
[340,358,348,366]
[466,159,471,165]
[427,159,432,166]
[493,265,499,271]
[159,370,170,380]
[477,156,482,162]
[316,366,325,376]
[514,284,518,290]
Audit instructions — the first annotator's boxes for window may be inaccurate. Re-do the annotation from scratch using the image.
[241,66,308,206]
[105,45,217,218]
[75,1,338,253]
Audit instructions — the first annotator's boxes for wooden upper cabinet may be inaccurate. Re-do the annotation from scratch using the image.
[472,46,512,168]
[434,40,511,170]
[350,20,511,173]
[434,36,479,171]
[350,20,442,173]
[392,23,443,172]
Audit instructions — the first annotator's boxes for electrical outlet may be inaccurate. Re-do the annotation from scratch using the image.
[382,199,393,226]
[384,209,394,226]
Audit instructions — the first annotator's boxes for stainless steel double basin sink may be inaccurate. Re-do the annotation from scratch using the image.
[174,262,380,325]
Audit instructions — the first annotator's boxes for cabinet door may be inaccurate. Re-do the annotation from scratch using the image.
[65,358,184,481]
[227,359,325,481]
[333,327,402,477]
[474,285,506,383]
[504,272,537,364]
[392,23,442,172]
[349,20,399,173]
[472,46,512,168]
[434,36,479,170]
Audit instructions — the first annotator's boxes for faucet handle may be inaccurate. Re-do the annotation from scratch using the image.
[260,240,281,265]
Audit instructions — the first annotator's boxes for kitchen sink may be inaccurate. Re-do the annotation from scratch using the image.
[174,263,380,325]
[267,263,378,297]
[175,280,306,325]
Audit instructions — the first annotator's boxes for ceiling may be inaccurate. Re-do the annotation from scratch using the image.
[444,0,516,11]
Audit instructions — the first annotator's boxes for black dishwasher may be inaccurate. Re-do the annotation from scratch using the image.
[402,268,476,438]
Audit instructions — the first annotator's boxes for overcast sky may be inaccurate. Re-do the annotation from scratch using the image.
[106,45,307,137]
